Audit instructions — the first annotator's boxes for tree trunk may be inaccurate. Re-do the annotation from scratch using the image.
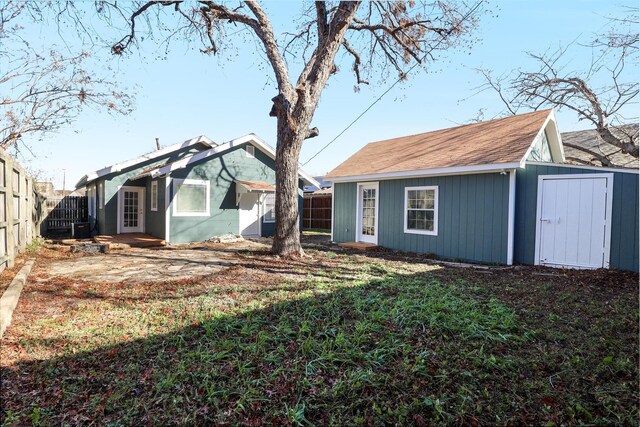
[272,118,306,257]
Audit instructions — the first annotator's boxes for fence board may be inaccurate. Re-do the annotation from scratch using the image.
[44,196,88,232]
[303,194,332,230]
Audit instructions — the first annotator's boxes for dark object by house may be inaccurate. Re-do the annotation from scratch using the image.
[71,222,91,239]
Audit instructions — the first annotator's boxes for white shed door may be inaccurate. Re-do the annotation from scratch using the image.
[536,175,612,269]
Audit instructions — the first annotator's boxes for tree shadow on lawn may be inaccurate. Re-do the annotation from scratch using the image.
[2,267,638,426]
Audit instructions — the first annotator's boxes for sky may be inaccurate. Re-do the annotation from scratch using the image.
[7,0,638,189]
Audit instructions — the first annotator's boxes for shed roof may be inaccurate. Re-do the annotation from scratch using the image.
[325,109,554,179]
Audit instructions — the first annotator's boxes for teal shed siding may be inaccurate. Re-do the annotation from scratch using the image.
[333,173,510,264]
[332,182,357,243]
[514,164,639,272]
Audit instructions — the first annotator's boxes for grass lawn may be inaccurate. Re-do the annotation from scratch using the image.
[1,243,638,426]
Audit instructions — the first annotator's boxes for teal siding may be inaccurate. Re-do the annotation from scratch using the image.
[169,144,303,243]
[514,164,639,272]
[145,177,166,239]
[332,182,357,243]
[333,174,510,264]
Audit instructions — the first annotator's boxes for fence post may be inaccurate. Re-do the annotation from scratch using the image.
[5,156,14,269]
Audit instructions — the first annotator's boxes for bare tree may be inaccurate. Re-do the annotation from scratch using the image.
[53,0,485,256]
[0,1,132,150]
[470,7,638,167]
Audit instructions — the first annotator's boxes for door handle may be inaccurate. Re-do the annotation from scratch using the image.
[540,218,552,222]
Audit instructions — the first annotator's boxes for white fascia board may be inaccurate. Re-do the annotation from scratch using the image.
[149,133,322,188]
[77,135,215,188]
[324,162,523,183]
[525,160,640,174]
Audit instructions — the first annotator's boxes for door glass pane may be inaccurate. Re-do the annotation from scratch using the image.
[361,188,376,236]
[124,191,138,227]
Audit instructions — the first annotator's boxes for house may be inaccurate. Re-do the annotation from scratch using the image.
[75,134,319,243]
[562,124,638,168]
[325,109,639,272]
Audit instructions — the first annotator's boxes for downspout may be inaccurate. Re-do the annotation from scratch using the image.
[507,169,516,265]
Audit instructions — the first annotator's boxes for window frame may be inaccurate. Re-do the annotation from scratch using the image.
[150,180,158,211]
[172,178,210,217]
[403,185,438,236]
[262,193,276,223]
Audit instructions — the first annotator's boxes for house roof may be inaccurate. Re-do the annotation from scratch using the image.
[134,134,321,188]
[235,180,276,192]
[325,109,557,180]
[562,124,638,169]
[76,135,215,188]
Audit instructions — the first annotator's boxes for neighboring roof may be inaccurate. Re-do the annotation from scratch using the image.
[325,109,556,180]
[137,133,321,188]
[303,176,331,192]
[304,187,332,196]
[75,135,216,188]
[562,124,638,169]
[235,180,276,192]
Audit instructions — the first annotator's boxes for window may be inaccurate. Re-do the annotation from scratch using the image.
[528,131,553,162]
[263,193,275,223]
[150,181,158,211]
[173,179,210,216]
[98,182,104,209]
[245,145,255,158]
[404,186,438,235]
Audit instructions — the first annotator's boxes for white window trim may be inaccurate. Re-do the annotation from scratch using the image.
[98,182,104,209]
[245,145,255,158]
[150,180,158,211]
[404,185,438,236]
[262,192,276,223]
[172,178,210,217]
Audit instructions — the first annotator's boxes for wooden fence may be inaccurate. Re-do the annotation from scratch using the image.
[0,148,46,272]
[302,194,332,230]
[44,196,88,233]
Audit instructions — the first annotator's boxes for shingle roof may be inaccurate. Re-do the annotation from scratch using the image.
[562,125,638,168]
[235,180,275,192]
[325,109,552,179]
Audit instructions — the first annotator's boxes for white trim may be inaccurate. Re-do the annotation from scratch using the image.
[330,183,335,242]
[145,134,320,188]
[325,162,523,183]
[150,180,158,211]
[534,173,614,269]
[506,170,516,265]
[403,185,438,236]
[526,161,639,174]
[98,182,104,210]
[76,135,215,188]
[355,182,379,244]
[117,186,145,234]
[520,110,564,165]
[165,177,171,243]
[262,192,276,223]
[172,178,211,217]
